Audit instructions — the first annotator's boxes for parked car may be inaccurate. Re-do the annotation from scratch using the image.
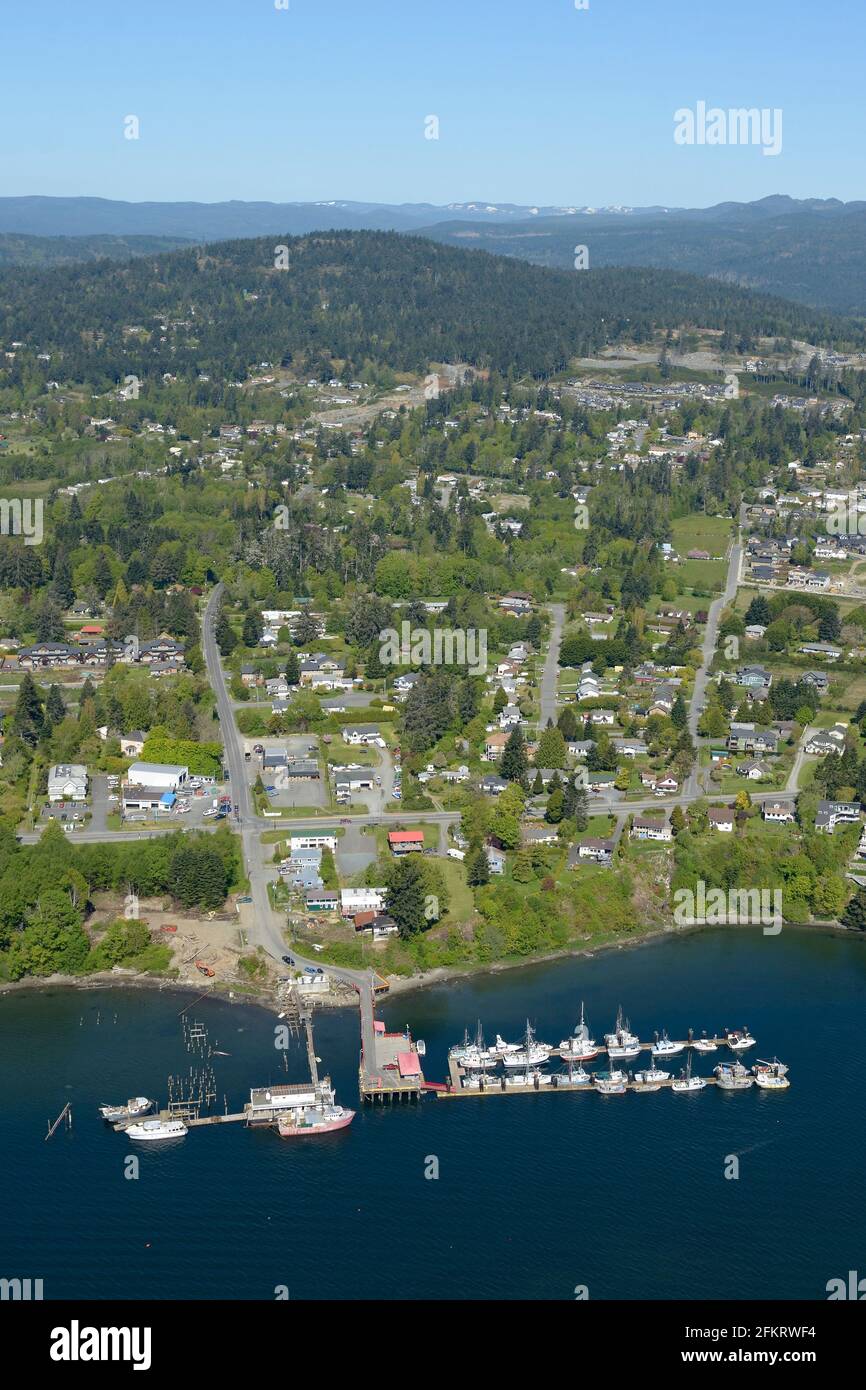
[282,954,294,965]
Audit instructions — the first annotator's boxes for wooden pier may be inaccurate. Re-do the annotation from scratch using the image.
[440,1036,766,1099]
[45,1102,72,1139]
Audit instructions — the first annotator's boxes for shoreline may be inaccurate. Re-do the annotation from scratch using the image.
[0,917,857,1012]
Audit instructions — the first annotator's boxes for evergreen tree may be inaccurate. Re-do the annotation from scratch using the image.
[46,684,66,724]
[215,610,237,656]
[242,609,263,646]
[500,726,527,783]
[841,886,866,932]
[384,856,428,938]
[284,650,300,685]
[466,844,490,887]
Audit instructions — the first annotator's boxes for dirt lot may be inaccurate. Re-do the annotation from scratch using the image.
[88,894,276,988]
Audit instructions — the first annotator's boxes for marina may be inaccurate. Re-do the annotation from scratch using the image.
[438,1006,787,1099]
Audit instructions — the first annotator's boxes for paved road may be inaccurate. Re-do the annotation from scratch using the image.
[685,524,742,797]
[203,585,388,1083]
[539,602,565,730]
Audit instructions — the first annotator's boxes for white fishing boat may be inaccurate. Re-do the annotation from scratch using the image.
[690,1033,718,1053]
[559,1002,601,1062]
[593,1068,627,1095]
[504,1068,553,1088]
[501,1020,552,1070]
[714,1061,754,1090]
[450,1023,499,1070]
[491,1034,522,1057]
[98,1096,153,1123]
[752,1058,790,1090]
[461,1072,502,1091]
[559,1063,593,1088]
[725,1027,756,1052]
[604,1006,641,1060]
[672,1054,707,1093]
[651,1030,685,1058]
[126,1118,188,1141]
[632,1065,670,1091]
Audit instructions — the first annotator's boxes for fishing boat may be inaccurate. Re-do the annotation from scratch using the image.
[461,1072,502,1091]
[278,1102,355,1136]
[604,1006,641,1060]
[501,1020,552,1070]
[559,1062,593,1088]
[725,1027,756,1052]
[632,1064,670,1091]
[449,1023,499,1071]
[98,1097,153,1123]
[672,1054,707,1093]
[491,1034,522,1058]
[651,1030,685,1058]
[504,1068,553,1088]
[559,1002,601,1062]
[714,1060,754,1090]
[126,1118,188,1141]
[593,1068,627,1095]
[752,1058,790,1090]
[690,1033,718,1053]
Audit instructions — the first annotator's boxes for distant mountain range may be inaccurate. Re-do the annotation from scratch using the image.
[0,195,865,312]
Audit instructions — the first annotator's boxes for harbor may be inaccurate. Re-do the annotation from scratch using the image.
[439,1010,790,1098]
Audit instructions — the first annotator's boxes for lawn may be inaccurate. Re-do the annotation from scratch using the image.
[670,514,733,556]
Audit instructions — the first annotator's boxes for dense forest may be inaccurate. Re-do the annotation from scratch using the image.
[0,231,861,391]
[425,203,866,316]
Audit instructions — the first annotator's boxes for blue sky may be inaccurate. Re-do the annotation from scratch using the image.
[1,0,861,207]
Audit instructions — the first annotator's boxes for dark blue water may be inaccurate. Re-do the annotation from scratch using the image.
[1,928,863,1301]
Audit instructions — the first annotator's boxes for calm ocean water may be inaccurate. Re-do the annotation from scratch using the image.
[1,927,863,1301]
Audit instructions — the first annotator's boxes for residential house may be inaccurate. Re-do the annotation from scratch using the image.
[577,838,615,862]
[47,764,88,802]
[120,732,146,758]
[815,800,861,833]
[708,807,735,832]
[762,802,795,823]
[631,816,672,842]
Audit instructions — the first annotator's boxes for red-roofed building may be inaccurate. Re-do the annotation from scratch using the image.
[388,830,424,854]
[397,1051,422,1078]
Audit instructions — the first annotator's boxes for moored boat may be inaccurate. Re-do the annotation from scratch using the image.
[450,1022,499,1070]
[651,1030,685,1058]
[278,1104,355,1135]
[593,1068,627,1095]
[632,1065,670,1091]
[559,1002,601,1062]
[671,1054,707,1093]
[99,1097,153,1122]
[126,1117,188,1141]
[690,1034,718,1053]
[501,1020,552,1070]
[559,1063,593,1087]
[725,1027,756,1052]
[752,1058,790,1090]
[714,1061,754,1090]
[504,1068,553,1088]
[605,1006,641,1060]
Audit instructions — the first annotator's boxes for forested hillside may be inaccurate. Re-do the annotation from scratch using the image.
[0,231,860,391]
[424,204,866,315]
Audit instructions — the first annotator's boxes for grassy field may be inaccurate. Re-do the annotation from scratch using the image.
[670,514,732,556]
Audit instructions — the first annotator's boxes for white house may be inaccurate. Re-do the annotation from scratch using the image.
[290,834,337,854]
[340,887,386,918]
[120,732,146,758]
[48,764,88,802]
